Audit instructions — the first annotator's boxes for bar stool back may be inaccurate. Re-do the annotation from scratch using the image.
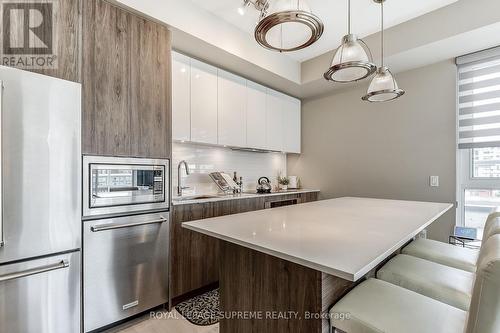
[482,217,500,243]
[465,234,500,333]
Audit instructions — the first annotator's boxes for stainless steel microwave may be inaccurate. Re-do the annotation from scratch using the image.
[83,156,169,218]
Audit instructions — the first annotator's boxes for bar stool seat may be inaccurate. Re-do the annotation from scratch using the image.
[331,234,500,333]
[377,254,474,310]
[402,238,478,272]
[330,278,466,333]
[402,215,500,273]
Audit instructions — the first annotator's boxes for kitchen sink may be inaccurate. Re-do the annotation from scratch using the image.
[172,193,258,202]
[173,194,221,201]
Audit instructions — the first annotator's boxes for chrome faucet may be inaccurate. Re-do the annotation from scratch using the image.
[177,160,191,197]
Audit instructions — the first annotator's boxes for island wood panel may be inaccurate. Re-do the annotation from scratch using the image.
[219,241,323,333]
[11,0,82,82]
[171,192,319,301]
[321,273,357,333]
[219,242,373,333]
[82,0,171,158]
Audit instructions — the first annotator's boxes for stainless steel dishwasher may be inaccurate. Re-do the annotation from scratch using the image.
[83,212,169,332]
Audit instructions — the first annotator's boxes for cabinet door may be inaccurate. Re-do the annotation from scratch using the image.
[130,15,171,158]
[191,59,218,144]
[246,81,267,149]
[283,95,301,153]
[82,0,132,156]
[15,0,81,83]
[83,0,171,158]
[172,52,191,142]
[218,70,247,147]
[171,203,222,299]
[171,198,265,300]
[266,89,284,152]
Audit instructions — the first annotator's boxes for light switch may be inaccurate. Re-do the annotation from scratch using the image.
[430,176,439,187]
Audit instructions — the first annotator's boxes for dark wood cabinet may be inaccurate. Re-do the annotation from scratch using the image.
[129,15,171,158]
[82,0,171,158]
[3,0,82,82]
[82,0,131,156]
[170,192,319,302]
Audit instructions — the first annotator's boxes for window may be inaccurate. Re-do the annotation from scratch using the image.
[457,47,500,232]
[472,147,500,178]
[464,189,500,228]
[458,148,500,230]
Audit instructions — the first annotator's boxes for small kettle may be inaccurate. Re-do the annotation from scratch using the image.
[257,177,272,194]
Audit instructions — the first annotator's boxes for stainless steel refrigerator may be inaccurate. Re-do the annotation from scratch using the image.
[0,66,81,333]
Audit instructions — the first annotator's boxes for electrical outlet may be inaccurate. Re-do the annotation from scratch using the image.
[418,229,428,239]
[430,176,439,187]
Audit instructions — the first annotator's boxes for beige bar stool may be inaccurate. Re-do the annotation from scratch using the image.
[330,235,500,333]
[401,214,500,272]
[375,216,500,311]
[376,254,474,310]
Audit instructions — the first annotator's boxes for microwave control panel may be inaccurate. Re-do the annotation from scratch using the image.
[153,169,164,196]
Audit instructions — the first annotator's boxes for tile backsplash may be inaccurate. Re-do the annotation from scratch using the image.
[172,142,287,195]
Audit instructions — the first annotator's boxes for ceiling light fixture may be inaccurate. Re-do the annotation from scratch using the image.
[362,0,405,102]
[324,0,376,83]
[238,0,252,15]
[250,0,324,53]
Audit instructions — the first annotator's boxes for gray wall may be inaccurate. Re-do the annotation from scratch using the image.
[288,60,457,242]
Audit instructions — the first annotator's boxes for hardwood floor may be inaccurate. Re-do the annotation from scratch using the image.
[104,309,219,333]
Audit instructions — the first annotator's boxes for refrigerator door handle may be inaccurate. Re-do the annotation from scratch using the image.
[90,217,167,232]
[0,259,69,282]
[0,81,3,247]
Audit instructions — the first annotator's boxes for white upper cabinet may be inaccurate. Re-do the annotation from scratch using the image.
[172,52,191,141]
[282,95,301,154]
[246,81,267,150]
[190,59,218,145]
[266,89,284,152]
[171,54,301,153]
[217,70,247,147]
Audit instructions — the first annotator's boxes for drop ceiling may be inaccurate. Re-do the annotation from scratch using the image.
[188,0,459,62]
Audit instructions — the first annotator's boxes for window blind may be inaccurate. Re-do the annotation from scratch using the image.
[457,46,500,149]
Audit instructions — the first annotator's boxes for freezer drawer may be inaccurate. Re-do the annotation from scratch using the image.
[84,212,169,332]
[0,251,81,333]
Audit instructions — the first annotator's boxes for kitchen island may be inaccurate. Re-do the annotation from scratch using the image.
[183,197,453,333]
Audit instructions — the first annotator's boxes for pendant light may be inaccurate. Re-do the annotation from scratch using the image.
[324,0,376,83]
[362,0,405,102]
[254,0,324,53]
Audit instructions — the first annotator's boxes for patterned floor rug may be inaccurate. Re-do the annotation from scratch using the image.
[175,289,220,326]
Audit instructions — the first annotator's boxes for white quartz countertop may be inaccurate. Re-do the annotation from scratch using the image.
[183,197,453,281]
[171,189,320,206]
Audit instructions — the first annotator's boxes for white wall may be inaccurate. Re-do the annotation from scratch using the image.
[288,60,457,242]
[173,143,286,195]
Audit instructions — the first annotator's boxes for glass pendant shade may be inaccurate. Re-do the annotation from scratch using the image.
[362,0,405,102]
[255,0,324,52]
[362,66,405,102]
[324,34,376,82]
